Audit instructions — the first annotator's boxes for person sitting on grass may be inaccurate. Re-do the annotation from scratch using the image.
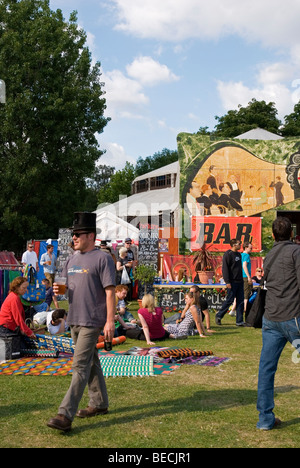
[115,285,136,323]
[164,292,207,339]
[33,278,59,313]
[138,294,170,345]
[0,276,36,341]
[47,309,68,335]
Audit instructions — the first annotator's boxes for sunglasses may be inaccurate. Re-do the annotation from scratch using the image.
[72,232,91,238]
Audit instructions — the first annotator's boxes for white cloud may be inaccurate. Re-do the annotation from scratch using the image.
[102,69,149,119]
[98,141,136,170]
[126,56,179,87]
[217,76,295,121]
[103,56,179,119]
[109,0,300,50]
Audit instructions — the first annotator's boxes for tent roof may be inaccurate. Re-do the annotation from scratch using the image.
[95,210,139,241]
[0,251,20,267]
[133,161,179,183]
[95,186,179,218]
[235,127,283,140]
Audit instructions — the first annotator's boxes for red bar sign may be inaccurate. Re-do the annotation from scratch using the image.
[191,216,262,252]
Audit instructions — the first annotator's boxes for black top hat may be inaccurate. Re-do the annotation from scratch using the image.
[71,212,96,231]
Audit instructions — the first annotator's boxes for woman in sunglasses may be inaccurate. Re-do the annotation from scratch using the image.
[252,267,264,284]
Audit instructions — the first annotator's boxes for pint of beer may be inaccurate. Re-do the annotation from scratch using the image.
[55,277,67,295]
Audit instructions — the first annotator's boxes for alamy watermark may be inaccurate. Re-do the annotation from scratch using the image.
[292,339,300,364]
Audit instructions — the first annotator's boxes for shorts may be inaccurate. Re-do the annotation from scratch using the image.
[243,277,252,299]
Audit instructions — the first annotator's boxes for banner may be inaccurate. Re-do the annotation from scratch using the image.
[191,216,262,252]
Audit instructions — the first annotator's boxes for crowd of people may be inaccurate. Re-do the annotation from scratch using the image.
[0,211,299,433]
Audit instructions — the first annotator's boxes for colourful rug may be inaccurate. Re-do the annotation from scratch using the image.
[0,354,180,377]
[24,334,75,354]
[162,355,230,367]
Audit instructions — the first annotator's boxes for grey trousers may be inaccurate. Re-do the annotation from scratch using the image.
[58,326,108,421]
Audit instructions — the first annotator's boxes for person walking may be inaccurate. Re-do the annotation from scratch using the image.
[47,212,116,432]
[241,242,253,316]
[256,217,300,430]
[215,239,245,326]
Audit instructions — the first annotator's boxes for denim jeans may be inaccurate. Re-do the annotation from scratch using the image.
[215,281,244,324]
[257,316,300,429]
[58,326,108,421]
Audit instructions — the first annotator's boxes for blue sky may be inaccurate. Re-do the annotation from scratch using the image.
[49,0,300,170]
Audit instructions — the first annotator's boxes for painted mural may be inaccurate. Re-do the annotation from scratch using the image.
[178,133,300,251]
[180,138,300,217]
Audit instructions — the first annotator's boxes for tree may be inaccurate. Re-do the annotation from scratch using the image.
[97,162,135,206]
[281,101,300,137]
[83,164,115,212]
[214,99,282,137]
[135,148,178,177]
[0,0,109,250]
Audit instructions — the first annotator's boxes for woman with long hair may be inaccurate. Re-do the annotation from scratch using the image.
[164,292,207,339]
[138,294,170,345]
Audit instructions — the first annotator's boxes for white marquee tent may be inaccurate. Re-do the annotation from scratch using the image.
[95,210,139,243]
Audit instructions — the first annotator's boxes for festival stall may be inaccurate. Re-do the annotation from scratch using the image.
[0,251,21,306]
[149,130,300,311]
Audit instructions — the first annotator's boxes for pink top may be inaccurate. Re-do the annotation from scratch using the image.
[138,307,165,340]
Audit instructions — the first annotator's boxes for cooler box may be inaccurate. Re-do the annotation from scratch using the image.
[0,336,21,361]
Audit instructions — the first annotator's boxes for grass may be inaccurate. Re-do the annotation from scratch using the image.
[0,301,299,448]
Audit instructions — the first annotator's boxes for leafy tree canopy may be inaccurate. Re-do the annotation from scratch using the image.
[135,148,178,177]
[97,162,135,206]
[281,102,300,137]
[0,0,109,250]
[214,98,281,137]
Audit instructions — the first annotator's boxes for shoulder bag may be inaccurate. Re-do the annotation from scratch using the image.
[21,264,46,305]
[246,244,285,328]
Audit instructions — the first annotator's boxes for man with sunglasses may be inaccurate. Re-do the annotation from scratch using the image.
[21,242,39,272]
[47,212,116,432]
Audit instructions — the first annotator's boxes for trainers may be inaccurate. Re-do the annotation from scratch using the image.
[76,407,108,418]
[215,316,222,325]
[47,414,72,432]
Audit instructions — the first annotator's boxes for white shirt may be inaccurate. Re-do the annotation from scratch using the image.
[21,250,38,267]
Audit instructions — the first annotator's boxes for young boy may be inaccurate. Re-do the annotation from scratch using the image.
[47,309,68,335]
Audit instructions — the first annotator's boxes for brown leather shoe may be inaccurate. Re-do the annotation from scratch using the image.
[76,406,108,418]
[47,414,72,432]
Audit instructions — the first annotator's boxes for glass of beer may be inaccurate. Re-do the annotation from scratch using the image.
[55,277,67,295]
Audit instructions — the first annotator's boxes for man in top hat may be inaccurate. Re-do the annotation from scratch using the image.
[47,212,116,432]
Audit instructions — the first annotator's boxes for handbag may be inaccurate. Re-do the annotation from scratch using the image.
[246,244,285,328]
[245,280,266,328]
[21,264,46,305]
[121,267,131,285]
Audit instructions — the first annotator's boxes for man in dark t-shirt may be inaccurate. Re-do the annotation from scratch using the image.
[47,212,116,433]
[215,239,245,326]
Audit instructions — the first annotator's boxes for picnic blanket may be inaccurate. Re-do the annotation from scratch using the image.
[0,353,180,377]
[24,334,75,354]
[123,346,229,367]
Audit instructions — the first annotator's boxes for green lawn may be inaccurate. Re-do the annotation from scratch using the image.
[0,302,299,448]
